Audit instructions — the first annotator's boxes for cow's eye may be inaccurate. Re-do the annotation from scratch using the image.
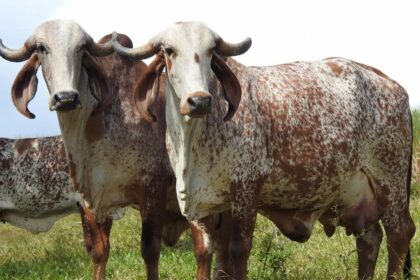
[36,44,48,54]
[164,47,174,56]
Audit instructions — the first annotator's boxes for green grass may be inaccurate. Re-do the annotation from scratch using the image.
[413,109,420,147]
[0,191,419,279]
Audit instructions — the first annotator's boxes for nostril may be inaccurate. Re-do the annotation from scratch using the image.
[52,91,81,111]
[187,97,197,108]
[203,96,211,106]
[54,94,61,103]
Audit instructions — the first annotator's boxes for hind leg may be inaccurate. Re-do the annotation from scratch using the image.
[213,211,232,279]
[383,208,415,279]
[356,222,383,279]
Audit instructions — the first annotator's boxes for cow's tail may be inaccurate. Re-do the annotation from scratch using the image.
[403,110,413,280]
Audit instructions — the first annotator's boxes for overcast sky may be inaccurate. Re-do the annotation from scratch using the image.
[0,0,419,138]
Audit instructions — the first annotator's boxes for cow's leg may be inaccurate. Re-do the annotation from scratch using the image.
[190,216,216,280]
[229,180,261,280]
[78,203,113,280]
[356,222,383,280]
[383,207,415,279]
[139,178,167,280]
[213,211,232,280]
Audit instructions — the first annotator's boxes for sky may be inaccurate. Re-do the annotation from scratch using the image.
[0,0,419,138]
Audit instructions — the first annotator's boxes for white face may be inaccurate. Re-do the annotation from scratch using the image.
[30,20,98,114]
[155,22,216,118]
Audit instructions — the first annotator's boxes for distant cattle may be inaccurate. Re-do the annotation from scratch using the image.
[0,136,189,276]
[113,21,415,280]
[0,20,175,280]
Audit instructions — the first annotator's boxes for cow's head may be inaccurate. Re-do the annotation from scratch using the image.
[0,19,113,120]
[112,22,251,122]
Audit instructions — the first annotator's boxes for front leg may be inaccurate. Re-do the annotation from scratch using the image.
[139,178,167,280]
[77,202,113,280]
[190,216,216,280]
[229,179,262,280]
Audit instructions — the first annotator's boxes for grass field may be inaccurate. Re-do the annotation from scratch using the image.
[0,196,419,280]
[1,110,419,279]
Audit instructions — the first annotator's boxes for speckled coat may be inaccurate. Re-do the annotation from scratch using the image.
[0,136,79,233]
[171,56,411,225]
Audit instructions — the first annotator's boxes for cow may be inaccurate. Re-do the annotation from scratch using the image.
[112,22,415,279]
[0,136,81,233]
[0,135,189,277]
[0,20,174,280]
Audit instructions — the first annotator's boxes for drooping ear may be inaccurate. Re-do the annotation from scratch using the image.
[83,53,111,115]
[11,53,40,119]
[134,51,165,122]
[211,55,242,121]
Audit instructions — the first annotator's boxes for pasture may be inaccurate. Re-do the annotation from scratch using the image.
[0,109,419,279]
[0,202,419,279]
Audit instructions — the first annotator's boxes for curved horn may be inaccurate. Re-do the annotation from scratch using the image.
[111,32,160,60]
[0,39,33,62]
[86,33,116,57]
[215,37,252,57]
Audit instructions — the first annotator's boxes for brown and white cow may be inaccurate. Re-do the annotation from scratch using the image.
[0,136,80,233]
[0,20,175,280]
[113,22,415,279]
[0,135,189,277]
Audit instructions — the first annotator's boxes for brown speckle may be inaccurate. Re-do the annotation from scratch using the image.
[326,61,343,75]
[13,138,35,156]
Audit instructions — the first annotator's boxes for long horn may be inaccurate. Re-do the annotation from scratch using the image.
[0,39,33,62]
[111,32,160,60]
[215,37,252,57]
[86,33,116,57]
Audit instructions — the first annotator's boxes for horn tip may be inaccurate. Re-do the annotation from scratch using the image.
[27,112,36,119]
[111,32,118,41]
[245,37,252,49]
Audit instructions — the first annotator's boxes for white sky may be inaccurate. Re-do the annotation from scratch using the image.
[0,0,419,138]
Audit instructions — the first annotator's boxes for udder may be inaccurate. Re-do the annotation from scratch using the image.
[260,207,323,242]
[319,170,381,237]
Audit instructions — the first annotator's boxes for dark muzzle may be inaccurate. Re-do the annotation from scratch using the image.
[186,95,212,118]
[51,91,81,111]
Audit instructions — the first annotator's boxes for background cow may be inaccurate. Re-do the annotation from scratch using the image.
[0,136,189,277]
[113,22,415,280]
[0,20,175,280]
[0,136,80,233]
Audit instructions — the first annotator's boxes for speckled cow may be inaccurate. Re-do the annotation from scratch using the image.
[113,22,415,280]
[0,20,176,280]
[0,136,116,277]
[0,135,188,276]
[0,136,80,232]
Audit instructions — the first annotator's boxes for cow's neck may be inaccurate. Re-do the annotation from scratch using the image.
[56,70,93,195]
[165,83,208,219]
